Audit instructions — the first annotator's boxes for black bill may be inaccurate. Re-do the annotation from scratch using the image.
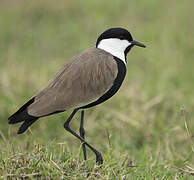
[132,40,146,48]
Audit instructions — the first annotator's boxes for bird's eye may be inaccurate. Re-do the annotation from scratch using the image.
[119,36,124,40]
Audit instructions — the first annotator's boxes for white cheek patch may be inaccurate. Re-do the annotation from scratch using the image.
[97,38,131,64]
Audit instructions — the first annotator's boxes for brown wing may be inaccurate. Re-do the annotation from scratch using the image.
[27,48,118,117]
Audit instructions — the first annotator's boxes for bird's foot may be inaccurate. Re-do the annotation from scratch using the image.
[96,152,103,165]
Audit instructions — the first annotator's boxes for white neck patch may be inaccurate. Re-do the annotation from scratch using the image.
[97,38,131,64]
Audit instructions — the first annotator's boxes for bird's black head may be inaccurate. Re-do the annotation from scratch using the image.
[96,27,146,61]
[96,28,133,47]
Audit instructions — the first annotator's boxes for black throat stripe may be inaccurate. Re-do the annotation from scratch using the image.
[80,57,126,109]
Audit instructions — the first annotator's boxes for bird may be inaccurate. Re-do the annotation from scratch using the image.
[8,27,146,164]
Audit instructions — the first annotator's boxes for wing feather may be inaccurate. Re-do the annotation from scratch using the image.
[28,48,118,117]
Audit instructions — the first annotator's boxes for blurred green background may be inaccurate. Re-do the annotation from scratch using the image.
[0,0,193,178]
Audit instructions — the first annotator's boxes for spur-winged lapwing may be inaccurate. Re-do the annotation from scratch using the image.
[8,27,146,164]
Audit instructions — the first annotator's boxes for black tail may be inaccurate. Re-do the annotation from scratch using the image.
[8,98,39,134]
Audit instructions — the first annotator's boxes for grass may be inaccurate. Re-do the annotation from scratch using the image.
[0,0,194,179]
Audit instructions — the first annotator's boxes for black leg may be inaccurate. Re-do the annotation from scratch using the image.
[64,109,103,164]
[79,110,87,161]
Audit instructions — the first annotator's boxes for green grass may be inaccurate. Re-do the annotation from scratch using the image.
[0,0,194,179]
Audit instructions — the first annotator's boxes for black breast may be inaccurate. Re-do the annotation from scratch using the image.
[80,56,126,109]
